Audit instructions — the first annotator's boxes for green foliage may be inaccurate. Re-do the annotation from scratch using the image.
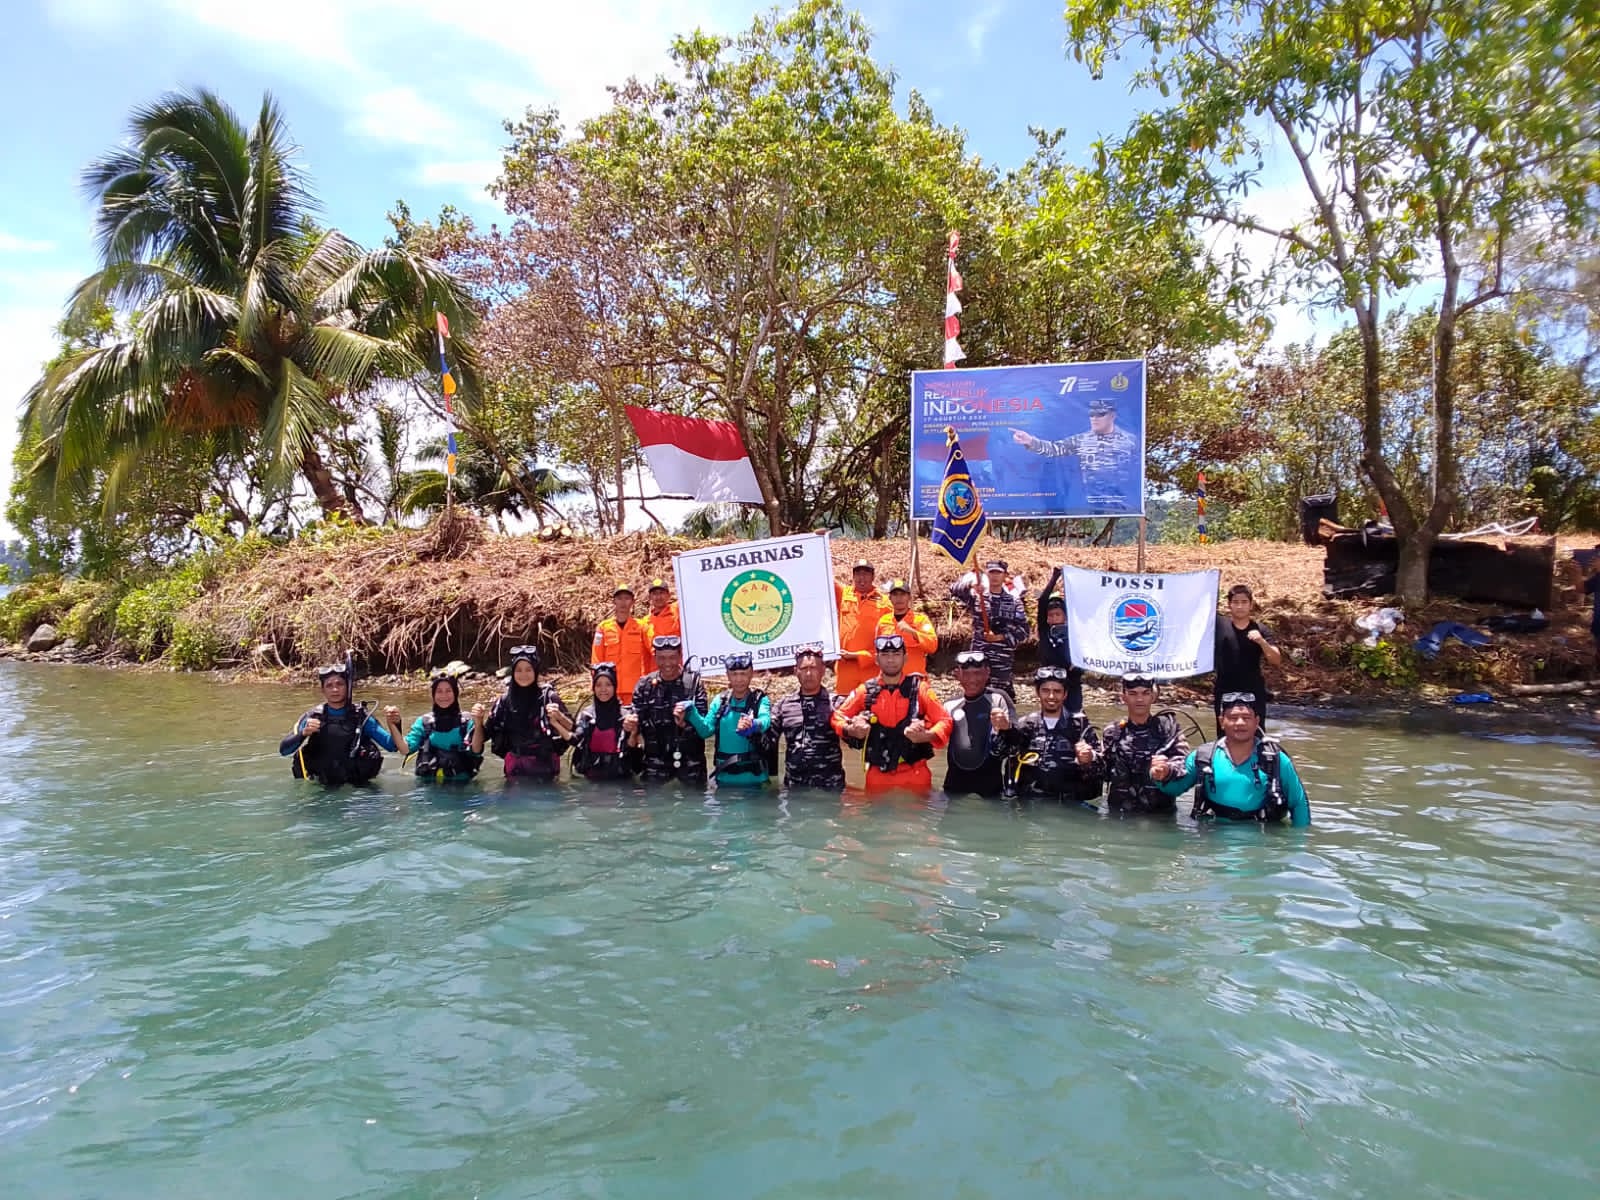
[0,576,94,642]
[16,87,479,555]
[114,569,204,662]
[1348,639,1420,689]
[1065,0,1599,593]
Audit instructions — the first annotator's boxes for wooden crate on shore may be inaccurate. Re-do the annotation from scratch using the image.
[1319,522,1555,609]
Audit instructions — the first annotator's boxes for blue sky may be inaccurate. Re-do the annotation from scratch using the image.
[0,0,1304,533]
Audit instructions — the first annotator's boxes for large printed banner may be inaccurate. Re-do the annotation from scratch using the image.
[910,360,1146,520]
[672,533,841,676]
[1061,565,1220,679]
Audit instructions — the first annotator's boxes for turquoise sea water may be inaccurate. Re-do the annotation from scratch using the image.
[2,662,1597,1198]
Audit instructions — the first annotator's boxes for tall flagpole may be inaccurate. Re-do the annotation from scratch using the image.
[915,231,967,594]
[436,311,458,514]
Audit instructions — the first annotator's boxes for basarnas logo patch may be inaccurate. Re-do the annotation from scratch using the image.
[721,570,795,645]
[1110,594,1162,655]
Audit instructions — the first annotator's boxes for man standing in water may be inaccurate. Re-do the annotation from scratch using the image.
[1098,673,1189,816]
[833,634,952,795]
[942,650,1015,797]
[280,663,403,785]
[1006,667,1102,806]
[771,646,847,791]
[625,635,709,786]
[1152,692,1310,825]
[1212,583,1282,736]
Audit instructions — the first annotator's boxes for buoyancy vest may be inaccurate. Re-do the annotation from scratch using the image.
[633,670,708,778]
[292,703,384,785]
[706,688,777,778]
[1101,713,1183,813]
[488,684,565,759]
[777,691,845,788]
[413,713,482,780]
[947,690,1008,772]
[1191,737,1291,822]
[572,706,632,780]
[863,675,934,773]
[1010,712,1100,800]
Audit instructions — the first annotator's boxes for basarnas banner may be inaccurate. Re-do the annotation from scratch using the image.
[671,533,841,676]
[1060,565,1220,678]
[909,360,1146,520]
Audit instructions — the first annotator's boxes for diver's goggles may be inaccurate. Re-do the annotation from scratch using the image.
[724,652,754,671]
[652,635,683,651]
[1033,666,1072,685]
[954,650,989,668]
[874,634,906,652]
[1219,691,1259,707]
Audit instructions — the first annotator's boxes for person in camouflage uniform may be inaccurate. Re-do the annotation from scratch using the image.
[771,646,846,791]
[1011,397,1138,514]
[948,560,1030,698]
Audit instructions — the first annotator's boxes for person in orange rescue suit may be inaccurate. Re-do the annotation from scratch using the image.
[876,578,939,678]
[834,558,893,698]
[591,583,654,703]
[644,577,680,640]
[832,633,953,794]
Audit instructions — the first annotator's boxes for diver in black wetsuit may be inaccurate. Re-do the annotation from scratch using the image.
[942,650,1015,797]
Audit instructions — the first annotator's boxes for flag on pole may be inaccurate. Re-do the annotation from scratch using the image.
[943,231,965,368]
[929,427,986,565]
[624,406,763,504]
[1197,471,1208,543]
[436,311,457,478]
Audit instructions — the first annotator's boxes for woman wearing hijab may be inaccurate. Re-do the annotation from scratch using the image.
[483,645,573,779]
[405,672,486,782]
[571,662,638,781]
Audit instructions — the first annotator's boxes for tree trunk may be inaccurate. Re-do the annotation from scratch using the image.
[1394,526,1435,609]
[301,444,367,524]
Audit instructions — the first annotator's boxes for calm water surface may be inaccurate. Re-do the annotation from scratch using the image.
[2,663,1597,1198]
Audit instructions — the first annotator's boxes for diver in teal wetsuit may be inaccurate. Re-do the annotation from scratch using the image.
[1151,692,1310,825]
[685,652,773,787]
[405,673,486,782]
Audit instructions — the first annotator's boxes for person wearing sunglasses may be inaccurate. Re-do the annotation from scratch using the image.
[832,633,952,794]
[683,652,773,787]
[482,645,573,779]
[1150,692,1309,825]
[1099,673,1189,815]
[948,560,1030,698]
[1004,667,1102,806]
[1212,584,1281,736]
[771,646,847,791]
[281,661,403,786]
[624,635,710,785]
[592,583,654,704]
[942,650,1016,798]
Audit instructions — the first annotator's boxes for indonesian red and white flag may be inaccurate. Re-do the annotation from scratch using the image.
[625,406,764,504]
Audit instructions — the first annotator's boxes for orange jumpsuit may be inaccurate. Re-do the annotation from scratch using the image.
[592,617,654,703]
[876,609,939,679]
[832,675,952,793]
[645,601,681,641]
[835,583,892,696]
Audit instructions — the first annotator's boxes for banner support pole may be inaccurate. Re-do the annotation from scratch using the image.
[1137,517,1147,573]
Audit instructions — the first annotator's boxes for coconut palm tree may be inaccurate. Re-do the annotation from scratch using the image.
[396,435,576,530]
[19,88,477,523]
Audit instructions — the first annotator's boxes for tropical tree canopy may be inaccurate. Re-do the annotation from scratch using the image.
[19,88,479,528]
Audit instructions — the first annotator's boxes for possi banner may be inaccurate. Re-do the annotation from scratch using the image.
[671,532,841,676]
[1060,564,1220,678]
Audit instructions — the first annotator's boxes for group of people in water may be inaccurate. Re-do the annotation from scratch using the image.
[279,559,1309,825]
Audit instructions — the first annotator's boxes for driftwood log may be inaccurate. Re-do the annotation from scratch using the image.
[1322,524,1555,608]
[1508,680,1598,696]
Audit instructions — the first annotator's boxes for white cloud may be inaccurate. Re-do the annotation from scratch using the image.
[414,158,502,197]
[966,2,1004,59]
[347,86,466,150]
[0,303,67,538]
[0,233,57,255]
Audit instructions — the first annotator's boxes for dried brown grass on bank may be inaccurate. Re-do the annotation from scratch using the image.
[186,522,1597,697]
